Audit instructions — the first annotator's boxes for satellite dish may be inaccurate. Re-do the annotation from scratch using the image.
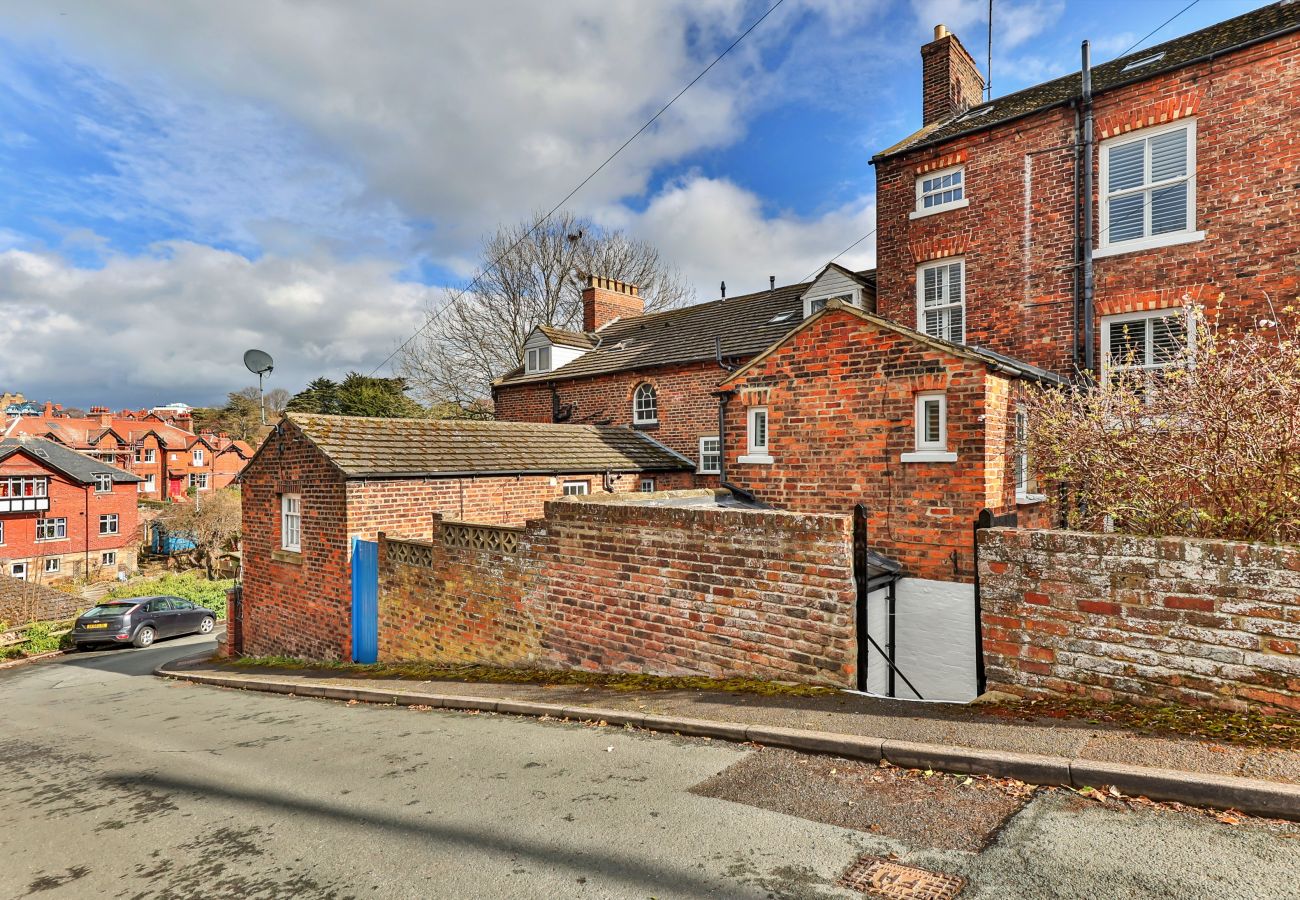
[243,349,274,376]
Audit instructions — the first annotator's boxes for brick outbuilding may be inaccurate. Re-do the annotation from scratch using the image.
[239,413,697,660]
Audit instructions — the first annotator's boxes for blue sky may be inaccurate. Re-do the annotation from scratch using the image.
[0,0,1266,406]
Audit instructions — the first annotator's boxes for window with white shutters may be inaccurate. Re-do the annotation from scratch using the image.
[1102,310,1189,390]
[917,259,964,344]
[1100,120,1196,252]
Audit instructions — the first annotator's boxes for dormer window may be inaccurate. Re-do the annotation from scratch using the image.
[808,293,855,315]
[526,346,551,374]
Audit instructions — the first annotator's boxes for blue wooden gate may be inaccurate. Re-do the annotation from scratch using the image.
[351,537,379,663]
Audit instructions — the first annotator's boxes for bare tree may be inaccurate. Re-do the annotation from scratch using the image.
[161,488,242,579]
[398,211,693,408]
[264,387,291,416]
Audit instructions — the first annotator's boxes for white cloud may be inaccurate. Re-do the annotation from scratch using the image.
[0,242,429,406]
[908,0,1063,50]
[607,175,875,297]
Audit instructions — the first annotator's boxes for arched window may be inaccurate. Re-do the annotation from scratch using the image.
[632,383,658,424]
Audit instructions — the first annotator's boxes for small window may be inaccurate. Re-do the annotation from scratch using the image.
[562,481,589,496]
[0,521,4,544]
[915,164,965,214]
[193,448,205,465]
[633,383,658,424]
[698,436,721,475]
[101,551,117,566]
[1099,120,1196,252]
[140,474,156,493]
[44,557,60,574]
[1015,408,1040,500]
[525,345,552,374]
[191,473,209,490]
[94,473,112,493]
[281,494,302,552]
[36,518,67,541]
[1121,51,1166,72]
[639,478,655,493]
[807,293,856,316]
[917,259,965,343]
[144,449,156,463]
[915,393,947,452]
[99,514,119,536]
[748,407,769,455]
[10,562,27,580]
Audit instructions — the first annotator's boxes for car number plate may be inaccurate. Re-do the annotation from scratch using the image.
[86,623,109,629]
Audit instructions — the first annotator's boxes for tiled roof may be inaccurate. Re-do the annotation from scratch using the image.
[0,437,142,484]
[285,413,694,478]
[536,325,596,349]
[874,1,1300,161]
[4,415,196,450]
[496,270,876,386]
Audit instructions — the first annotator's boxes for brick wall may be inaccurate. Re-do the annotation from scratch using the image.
[978,528,1300,713]
[493,360,728,466]
[377,493,858,686]
[722,307,1025,582]
[874,31,1300,378]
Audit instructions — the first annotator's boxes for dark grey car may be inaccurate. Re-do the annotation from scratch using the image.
[72,595,217,650]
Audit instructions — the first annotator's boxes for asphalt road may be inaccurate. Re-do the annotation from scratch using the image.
[0,636,1296,900]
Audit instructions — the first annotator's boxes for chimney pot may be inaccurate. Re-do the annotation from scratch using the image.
[934,24,948,39]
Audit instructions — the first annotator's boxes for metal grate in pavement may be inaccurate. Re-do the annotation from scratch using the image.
[837,855,965,899]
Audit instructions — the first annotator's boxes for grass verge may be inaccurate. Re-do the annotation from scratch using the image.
[221,656,839,697]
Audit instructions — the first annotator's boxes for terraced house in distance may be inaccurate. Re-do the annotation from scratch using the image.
[237,413,697,661]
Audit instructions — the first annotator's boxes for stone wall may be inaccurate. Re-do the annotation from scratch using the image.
[378,492,858,687]
[978,528,1300,712]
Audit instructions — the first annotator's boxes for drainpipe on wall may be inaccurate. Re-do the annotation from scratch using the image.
[1080,40,1096,377]
[715,391,755,503]
[1071,100,1081,373]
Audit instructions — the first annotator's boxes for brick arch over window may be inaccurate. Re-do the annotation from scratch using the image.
[632,383,658,425]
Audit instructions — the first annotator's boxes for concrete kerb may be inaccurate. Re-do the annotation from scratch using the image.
[154,658,1300,822]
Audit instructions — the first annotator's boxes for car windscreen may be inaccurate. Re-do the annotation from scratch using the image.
[81,603,136,618]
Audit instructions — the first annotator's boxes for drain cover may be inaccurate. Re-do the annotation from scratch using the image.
[838,855,965,899]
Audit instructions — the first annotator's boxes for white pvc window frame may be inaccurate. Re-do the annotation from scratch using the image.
[912,164,968,218]
[281,493,302,552]
[1097,118,1201,257]
[632,383,658,424]
[697,436,721,475]
[916,258,965,344]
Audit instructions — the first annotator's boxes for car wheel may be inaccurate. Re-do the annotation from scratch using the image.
[132,626,156,649]
[198,616,215,635]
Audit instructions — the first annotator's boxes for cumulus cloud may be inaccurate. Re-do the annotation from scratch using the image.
[0,242,429,406]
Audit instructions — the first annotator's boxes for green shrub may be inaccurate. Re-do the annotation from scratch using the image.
[20,622,64,655]
[107,573,234,620]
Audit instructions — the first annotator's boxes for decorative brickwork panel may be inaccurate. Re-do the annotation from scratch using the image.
[377,498,858,687]
[386,538,434,569]
[443,522,521,554]
[978,528,1300,713]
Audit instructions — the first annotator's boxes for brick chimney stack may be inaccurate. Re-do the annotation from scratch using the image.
[581,275,643,332]
[921,24,985,126]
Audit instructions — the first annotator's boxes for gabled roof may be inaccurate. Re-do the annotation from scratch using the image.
[0,437,142,484]
[495,269,876,387]
[874,1,1300,161]
[534,325,596,350]
[281,413,695,479]
[721,299,1064,387]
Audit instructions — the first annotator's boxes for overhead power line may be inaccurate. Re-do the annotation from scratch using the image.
[1115,0,1201,59]
[369,0,789,378]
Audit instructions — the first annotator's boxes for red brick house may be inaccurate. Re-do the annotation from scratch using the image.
[0,437,142,584]
[2,404,248,501]
[239,413,696,660]
[871,1,1300,381]
[493,267,877,468]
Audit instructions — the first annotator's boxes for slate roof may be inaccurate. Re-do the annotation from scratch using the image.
[0,437,142,484]
[496,270,876,387]
[874,1,1300,161]
[285,413,694,478]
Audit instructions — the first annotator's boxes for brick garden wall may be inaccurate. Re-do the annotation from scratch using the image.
[978,528,1300,712]
[874,30,1300,378]
[378,493,859,687]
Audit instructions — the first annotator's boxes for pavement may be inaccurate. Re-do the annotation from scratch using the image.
[159,654,1300,820]
[2,637,1298,899]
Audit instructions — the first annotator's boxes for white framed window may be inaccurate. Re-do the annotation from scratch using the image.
[1015,408,1043,502]
[0,520,4,544]
[807,293,856,315]
[143,448,156,463]
[94,473,112,493]
[902,393,957,463]
[281,493,302,552]
[698,436,721,475]
[1101,309,1190,389]
[101,551,117,566]
[639,478,655,493]
[562,480,589,496]
[525,346,551,374]
[191,473,209,490]
[0,477,47,498]
[44,557,60,574]
[632,383,658,424]
[193,448,205,465]
[140,474,156,493]
[912,164,967,218]
[36,518,67,541]
[739,406,773,464]
[917,259,964,344]
[10,562,26,580]
[99,514,119,536]
[1097,119,1200,256]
